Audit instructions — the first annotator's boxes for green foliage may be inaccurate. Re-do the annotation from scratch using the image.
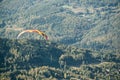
[0,0,119,51]
[0,0,120,79]
[0,38,120,79]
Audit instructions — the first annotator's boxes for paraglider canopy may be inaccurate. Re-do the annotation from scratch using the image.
[17,29,48,40]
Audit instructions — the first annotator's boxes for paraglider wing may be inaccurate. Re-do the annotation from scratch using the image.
[17,30,48,40]
[17,30,28,39]
[34,30,48,40]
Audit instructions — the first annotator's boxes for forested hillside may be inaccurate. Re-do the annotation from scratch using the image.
[0,38,120,79]
[0,0,120,80]
[0,0,120,51]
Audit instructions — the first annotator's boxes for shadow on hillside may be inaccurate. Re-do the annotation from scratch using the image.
[0,38,63,70]
[0,0,3,3]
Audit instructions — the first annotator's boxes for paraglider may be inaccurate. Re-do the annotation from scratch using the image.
[17,29,48,40]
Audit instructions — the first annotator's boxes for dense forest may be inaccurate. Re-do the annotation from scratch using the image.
[0,38,120,79]
[0,0,120,80]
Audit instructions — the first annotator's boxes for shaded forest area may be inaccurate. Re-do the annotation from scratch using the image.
[0,38,120,80]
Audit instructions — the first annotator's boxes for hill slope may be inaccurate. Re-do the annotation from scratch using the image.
[0,38,120,79]
[0,0,120,79]
[0,0,120,51]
